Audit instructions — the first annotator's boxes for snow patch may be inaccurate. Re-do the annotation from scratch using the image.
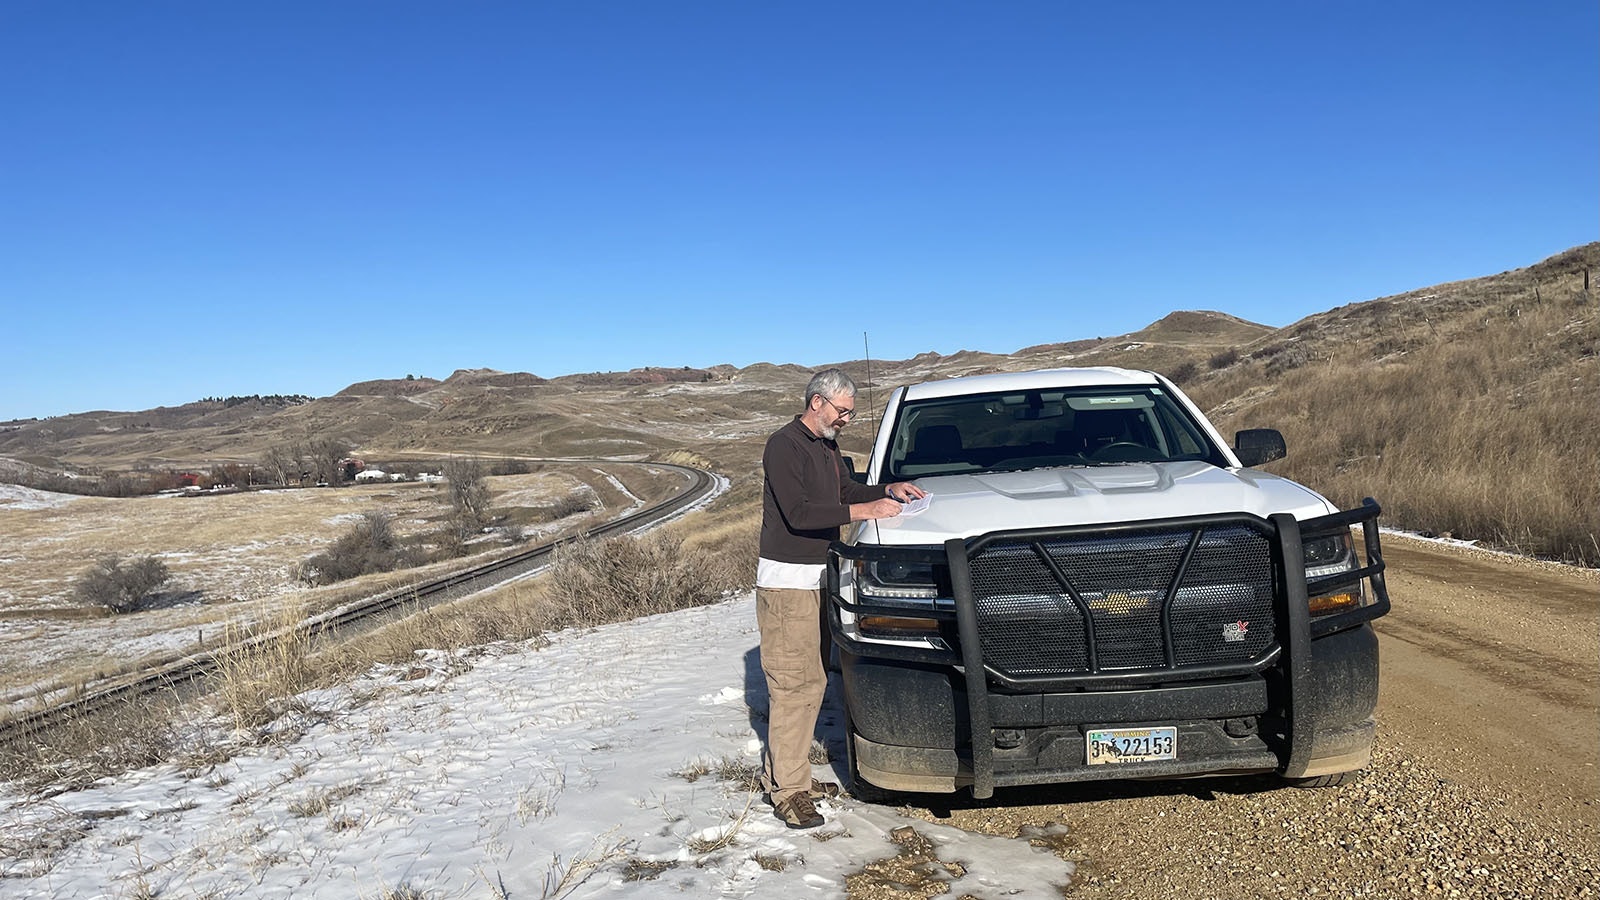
[0,485,86,511]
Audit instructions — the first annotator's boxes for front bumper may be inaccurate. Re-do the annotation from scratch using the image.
[829,501,1391,797]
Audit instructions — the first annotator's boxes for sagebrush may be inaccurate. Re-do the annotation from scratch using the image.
[297,511,423,586]
[72,554,170,613]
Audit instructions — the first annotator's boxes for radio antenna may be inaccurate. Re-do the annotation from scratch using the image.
[863,331,876,435]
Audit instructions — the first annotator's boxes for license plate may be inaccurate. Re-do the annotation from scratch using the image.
[1086,726,1178,765]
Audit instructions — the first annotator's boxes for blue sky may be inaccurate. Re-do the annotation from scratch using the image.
[2,2,1594,421]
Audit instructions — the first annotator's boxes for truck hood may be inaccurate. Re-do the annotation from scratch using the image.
[861,462,1335,545]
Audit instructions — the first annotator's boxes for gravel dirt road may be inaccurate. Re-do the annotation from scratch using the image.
[895,534,1599,898]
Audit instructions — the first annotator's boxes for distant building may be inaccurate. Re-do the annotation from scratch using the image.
[340,457,366,481]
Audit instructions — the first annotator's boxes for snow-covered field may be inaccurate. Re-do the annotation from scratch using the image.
[0,485,85,512]
[0,595,1075,899]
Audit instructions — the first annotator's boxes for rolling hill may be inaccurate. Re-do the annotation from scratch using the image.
[3,243,1595,562]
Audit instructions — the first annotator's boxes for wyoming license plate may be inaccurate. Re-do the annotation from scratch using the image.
[1086,726,1178,765]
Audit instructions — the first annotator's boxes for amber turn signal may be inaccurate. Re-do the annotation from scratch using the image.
[1308,591,1360,615]
[859,615,941,636]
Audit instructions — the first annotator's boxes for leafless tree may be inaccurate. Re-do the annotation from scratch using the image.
[442,456,491,536]
[308,437,349,486]
[262,444,299,486]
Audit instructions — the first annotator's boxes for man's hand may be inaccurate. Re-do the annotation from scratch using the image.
[850,497,906,521]
[886,483,928,503]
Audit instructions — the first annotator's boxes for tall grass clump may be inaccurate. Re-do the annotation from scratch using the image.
[535,493,595,523]
[677,507,760,595]
[0,694,180,791]
[211,610,318,730]
[542,526,751,628]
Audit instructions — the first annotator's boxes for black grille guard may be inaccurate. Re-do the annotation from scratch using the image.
[827,497,1391,798]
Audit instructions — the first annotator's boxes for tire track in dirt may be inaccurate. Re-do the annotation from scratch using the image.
[1372,538,1598,828]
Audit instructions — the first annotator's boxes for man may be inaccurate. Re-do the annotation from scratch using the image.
[757,368,927,829]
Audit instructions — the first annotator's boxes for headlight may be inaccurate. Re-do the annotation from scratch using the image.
[855,559,940,600]
[1304,529,1366,615]
[1303,532,1353,569]
[842,553,952,649]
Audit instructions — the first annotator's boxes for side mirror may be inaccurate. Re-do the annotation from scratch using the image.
[1234,428,1287,467]
[842,454,869,484]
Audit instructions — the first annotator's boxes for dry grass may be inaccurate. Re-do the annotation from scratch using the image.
[210,605,318,731]
[684,792,757,854]
[751,852,792,872]
[537,829,631,899]
[0,690,183,791]
[536,528,745,627]
[1188,276,1598,564]
[285,782,365,819]
[620,858,679,882]
[515,769,567,824]
[674,753,762,792]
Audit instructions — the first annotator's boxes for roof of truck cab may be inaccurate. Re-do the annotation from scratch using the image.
[898,366,1160,401]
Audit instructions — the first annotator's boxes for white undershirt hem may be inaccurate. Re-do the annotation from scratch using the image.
[756,557,825,590]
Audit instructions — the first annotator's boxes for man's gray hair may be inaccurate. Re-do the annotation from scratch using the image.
[805,368,857,407]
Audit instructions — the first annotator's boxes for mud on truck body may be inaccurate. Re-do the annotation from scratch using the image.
[827,367,1391,799]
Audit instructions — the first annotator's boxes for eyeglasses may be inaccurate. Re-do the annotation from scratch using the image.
[819,396,857,422]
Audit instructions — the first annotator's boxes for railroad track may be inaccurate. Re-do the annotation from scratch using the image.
[0,461,720,748]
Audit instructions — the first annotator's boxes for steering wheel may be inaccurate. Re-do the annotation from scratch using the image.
[1090,441,1151,462]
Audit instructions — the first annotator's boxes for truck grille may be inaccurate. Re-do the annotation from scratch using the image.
[965,523,1275,678]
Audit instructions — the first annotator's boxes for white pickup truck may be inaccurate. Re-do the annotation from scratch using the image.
[827,366,1391,799]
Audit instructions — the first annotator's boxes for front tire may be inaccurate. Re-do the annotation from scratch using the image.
[1286,770,1363,788]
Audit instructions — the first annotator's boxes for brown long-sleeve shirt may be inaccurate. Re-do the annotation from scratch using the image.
[759,416,889,565]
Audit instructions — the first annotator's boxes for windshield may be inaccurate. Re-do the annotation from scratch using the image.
[884,386,1228,479]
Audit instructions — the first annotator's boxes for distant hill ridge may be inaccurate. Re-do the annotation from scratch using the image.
[4,241,1596,562]
[1,240,1593,463]
[335,377,444,397]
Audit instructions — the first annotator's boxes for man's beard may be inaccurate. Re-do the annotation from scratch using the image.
[818,423,839,440]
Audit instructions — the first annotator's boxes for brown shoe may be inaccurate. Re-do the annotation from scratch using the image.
[762,780,841,807]
[809,779,841,801]
[773,793,824,829]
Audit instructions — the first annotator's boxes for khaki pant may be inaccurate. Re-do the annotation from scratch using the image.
[756,586,826,806]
